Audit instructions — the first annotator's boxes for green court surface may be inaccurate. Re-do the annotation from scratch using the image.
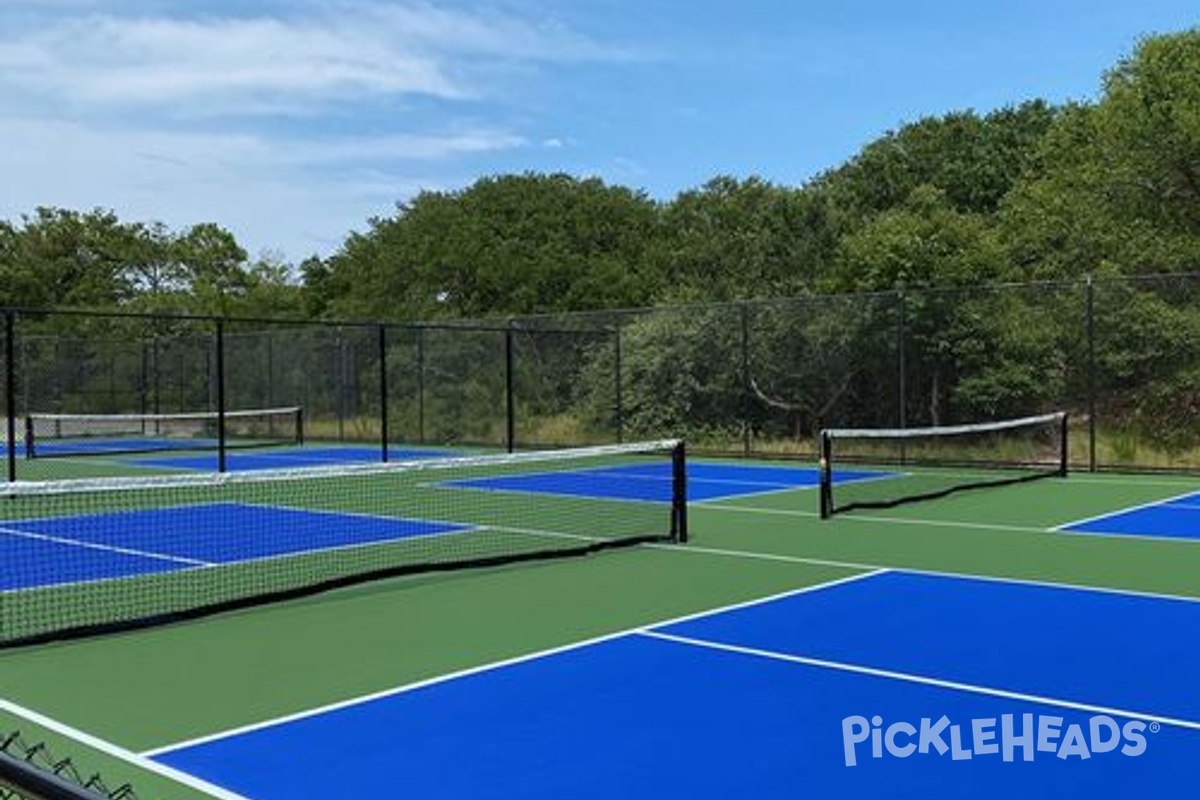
[2,462,1199,798]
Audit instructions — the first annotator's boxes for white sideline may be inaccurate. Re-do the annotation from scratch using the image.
[0,698,253,800]
[142,568,888,757]
[639,630,1200,731]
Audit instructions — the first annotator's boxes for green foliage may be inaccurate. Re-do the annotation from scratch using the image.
[1090,277,1200,451]
[814,101,1058,221]
[1001,29,1200,277]
[596,306,745,441]
[943,289,1072,421]
[7,29,1200,467]
[319,174,660,321]
[651,176,835,301]
[0,209,302,321]
[830,185,1009,293]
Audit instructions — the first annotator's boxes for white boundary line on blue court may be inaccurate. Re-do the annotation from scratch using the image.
[0,525,211,567]
[650,540,1200,605]
[0,698,253,800]
[142,553,1200,765]
[141,568,889,758]
[1051,488,1200,532]
[637,630,1200,731]
[703,499,1200,544]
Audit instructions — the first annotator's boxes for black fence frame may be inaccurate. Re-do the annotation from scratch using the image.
[4,271,1200,479]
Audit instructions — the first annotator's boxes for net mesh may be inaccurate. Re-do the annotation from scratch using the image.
[0,441,685,647]
[819,412,1068,517]
[23,407,304,459]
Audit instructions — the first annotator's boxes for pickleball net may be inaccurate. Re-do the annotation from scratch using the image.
[0,440,687,648]
[819,412,1068,517]
[22,406,305,459]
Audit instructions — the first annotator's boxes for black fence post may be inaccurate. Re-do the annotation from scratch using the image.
[416,327,426,445]
[378,324,389,463]
[505,325,515,453]
[897,291,908,465]
[266,334,275,410]
[337,333,348,442]
[613,326,624,444]
[897,290,908,430]
[1086,275,1097,472]
[6,311,16,483]
[215,318,227,473]
[740,303,751,457]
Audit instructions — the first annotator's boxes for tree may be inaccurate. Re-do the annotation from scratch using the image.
[830,186,1055,424]
[814,101,1059,223]
[652,176,834,300]
[0,207,140,309]
[314,173,662,321]
[1001,29,1200,277]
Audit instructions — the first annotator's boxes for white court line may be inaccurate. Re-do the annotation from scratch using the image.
[142,568,888,757]
[647,540,1200,604]
[703,499,1200,543]
[144,555,1200,762]
[1051,489,1200,532]
[638,630,1200,731]
[1052,488,1200,531]
[0,698,252,800]
[0,526,211,567]
[700,502,1055,534]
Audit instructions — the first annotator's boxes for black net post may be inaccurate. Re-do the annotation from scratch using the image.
[672,441,688,543]
[5,311,15,483]
[378,324,389,462]
[215,318,227,473]
[1059,412,1070,478]
[819,430,833,520]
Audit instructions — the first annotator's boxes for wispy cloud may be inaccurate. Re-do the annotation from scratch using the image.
[0,1,636,113]
[0,1,634,259]
[0,13,460,110]
[0,115,528,248]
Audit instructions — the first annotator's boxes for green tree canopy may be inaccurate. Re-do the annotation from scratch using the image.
[318,174,661,321]
[1001,28,1200,277]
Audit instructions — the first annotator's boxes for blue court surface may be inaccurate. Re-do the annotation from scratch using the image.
[0,503,471,591]
[1060,491,1200,540]
[130,447,450,472]
[445,462,889,503]
[149,571,1200,798]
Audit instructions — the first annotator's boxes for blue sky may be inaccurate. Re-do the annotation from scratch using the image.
[0,1,1196,263]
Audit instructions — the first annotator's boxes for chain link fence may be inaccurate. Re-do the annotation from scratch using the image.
[4,272,1200,479]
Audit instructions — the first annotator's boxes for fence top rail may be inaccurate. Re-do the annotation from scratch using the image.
[3,307,615,337]
[4,269,1200,333]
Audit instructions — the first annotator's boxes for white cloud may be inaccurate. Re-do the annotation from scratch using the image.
[0,13,463,109]
[0,2,637,113]
[0,116,526,260]
[0,1,636,260]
